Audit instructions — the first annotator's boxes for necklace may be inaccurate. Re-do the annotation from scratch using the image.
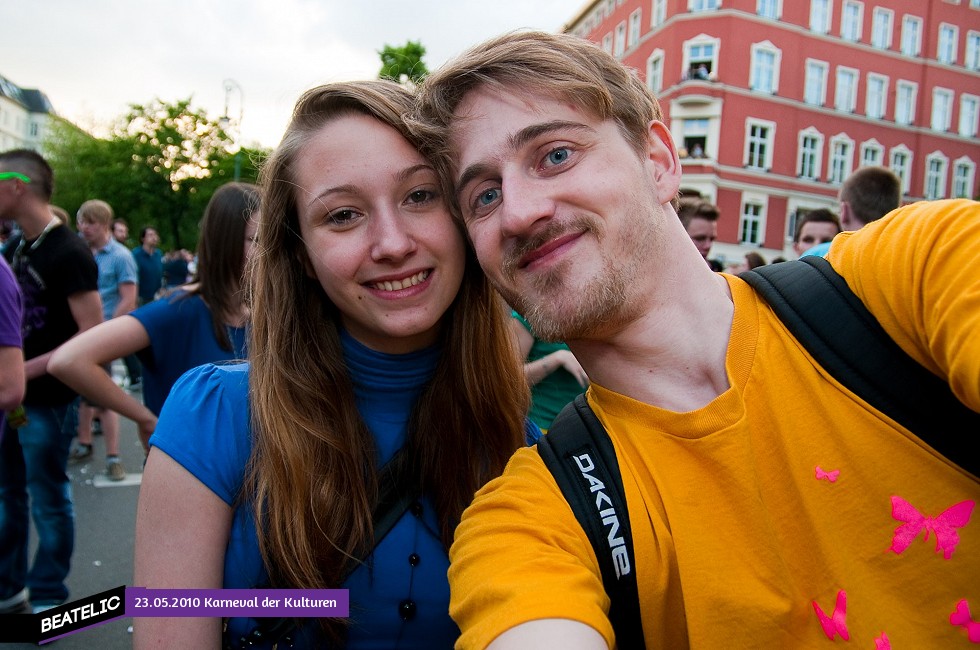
[13,216,60,256]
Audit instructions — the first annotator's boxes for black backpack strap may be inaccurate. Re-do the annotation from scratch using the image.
[740,256,979,477]
[232,452,421,649]
[538,394,646,649]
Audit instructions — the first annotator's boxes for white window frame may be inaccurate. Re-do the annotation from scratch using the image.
[615,21,627,57]
[828,134,855,184]
[966,31,980,70]
[804,59,829,106]
[683,34,721,79]
[938,23,959,64]
[860,139,884,166]
[865,73,888,119]
[895,80,917,125]
[835,66,859,113]
[602,33,613,53]
[960,94,980,137]
[871,8,894,49]
[628,9,642,47]
[797,128,824,180]
[901,15,923,56]
[810,0,832,34]
[647,49,666,93]
[757,0,781,19]
[841,1,864,42]
[750,41,781,94]
[744,118,776,170]
[889,145,913,194]
[952,158,976,199]
[739,194,768,246]
[689,0,721,11]
[652,0,667,27]
[931,87,954,132]
[924,152,949,200]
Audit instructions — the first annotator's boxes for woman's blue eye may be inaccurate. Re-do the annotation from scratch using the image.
[477,188,500,207]
[547,148,570,165]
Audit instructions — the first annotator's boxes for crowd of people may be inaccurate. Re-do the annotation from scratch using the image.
[0,28,977,650]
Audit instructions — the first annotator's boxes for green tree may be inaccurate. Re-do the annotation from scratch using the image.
[379,40,428,86]
[45,98,266,253]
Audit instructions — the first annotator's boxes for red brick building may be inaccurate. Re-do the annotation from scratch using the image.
[564,0,980,262]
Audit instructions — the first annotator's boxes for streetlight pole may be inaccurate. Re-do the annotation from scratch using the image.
[220,78,244,182]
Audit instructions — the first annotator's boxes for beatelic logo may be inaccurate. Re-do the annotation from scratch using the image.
[37,586,127,643]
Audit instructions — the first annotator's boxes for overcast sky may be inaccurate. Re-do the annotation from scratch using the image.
[2,0,578,148]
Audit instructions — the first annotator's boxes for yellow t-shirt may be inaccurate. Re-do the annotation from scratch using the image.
[449,199,980,649]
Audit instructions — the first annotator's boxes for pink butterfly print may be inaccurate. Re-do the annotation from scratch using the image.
[874,633,891,649]
[815,466,840,482]
[812,590,850,641]
[950,599,980,643]
[889,497,975,560]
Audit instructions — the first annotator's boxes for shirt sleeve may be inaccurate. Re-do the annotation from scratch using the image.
[827,198,980,412]
[449,447,615,649]
[149,363,252,505]
[0,259,22,348]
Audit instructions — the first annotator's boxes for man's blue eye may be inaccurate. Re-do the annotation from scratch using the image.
[547,148,570,165]
[478,188,500,206]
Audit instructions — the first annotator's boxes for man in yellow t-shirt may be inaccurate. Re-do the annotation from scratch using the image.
[416,30,980,650]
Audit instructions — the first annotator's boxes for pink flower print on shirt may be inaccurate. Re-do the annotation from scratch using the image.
[874,632,891,649]
[813,590,850,641]
[815,466,840,482]
[889,497,975,560]
[950,599,980,643]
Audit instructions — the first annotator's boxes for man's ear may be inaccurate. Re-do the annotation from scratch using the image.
[645,120,682,205]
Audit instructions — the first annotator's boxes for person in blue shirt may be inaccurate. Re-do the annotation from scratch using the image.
[131,80,534,649]
[49,182,258,452]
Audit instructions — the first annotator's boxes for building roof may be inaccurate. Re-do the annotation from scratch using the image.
[0,73,55,115]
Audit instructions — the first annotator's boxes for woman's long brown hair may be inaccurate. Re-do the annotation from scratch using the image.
[245,80,529,640]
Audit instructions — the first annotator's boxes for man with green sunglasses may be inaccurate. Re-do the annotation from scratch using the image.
[0,149,102,615]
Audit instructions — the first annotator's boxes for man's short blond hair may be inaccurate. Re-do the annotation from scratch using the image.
[76,199,114,226]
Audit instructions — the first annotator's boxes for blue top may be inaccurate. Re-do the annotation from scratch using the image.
[801,241,832,258]
[93,238,137,319]
[151,331,457,648]
[132,246,164,305]
[130,291,247,416]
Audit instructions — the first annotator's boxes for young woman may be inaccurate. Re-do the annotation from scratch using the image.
[48,182,257,450]
[133,81,534,649]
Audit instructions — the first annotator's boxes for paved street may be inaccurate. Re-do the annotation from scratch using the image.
[8,385,145,649]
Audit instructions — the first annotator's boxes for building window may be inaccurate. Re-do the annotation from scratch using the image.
[602,33,613,53]
[901,16,923,56]
[647,50,665,93]
[684,36,719,79]
[798,129,824,180]
[841,1,864,42]
[871,8,893,49]
[828,135,854,184]
[690,0,720,11]
[804,59,828,105]
[739,199,766,246]
[925,154,949,200]
[960,95,980,137]
[938,24,959,64]
[652,0,667,26]
[628,9,642,47]
[745,119,775,170]
[895,81,917,125]
[615,21,627,56]
[810,0,832,34]
[681,118,710,158]
[931,88,954,132]
[889,146,913,193]
[757,0,780,19]
[750,42,781,94]
[835,67,858,113]
[966,31,980,70]
[952,159,976,198]
[865,74,888,119]
[860,139,884,166]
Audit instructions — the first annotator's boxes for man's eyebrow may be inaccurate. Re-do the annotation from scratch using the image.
[455,120,595,192]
